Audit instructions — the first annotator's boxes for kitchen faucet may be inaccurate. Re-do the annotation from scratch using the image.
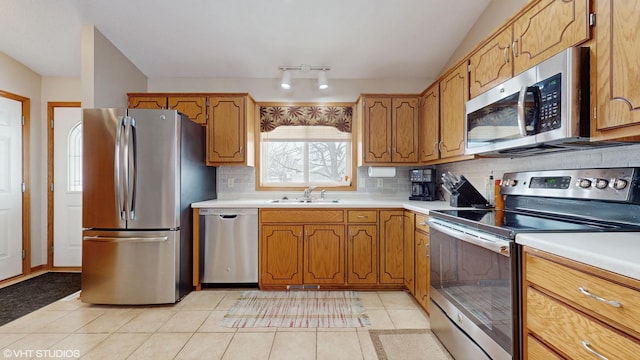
[302,186,316,201]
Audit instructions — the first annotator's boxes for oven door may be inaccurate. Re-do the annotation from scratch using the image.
[428,218,519,360]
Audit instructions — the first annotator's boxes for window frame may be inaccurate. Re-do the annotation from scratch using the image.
[255,102,357,191]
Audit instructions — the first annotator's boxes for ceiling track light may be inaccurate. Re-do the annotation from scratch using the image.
[278,65,331,90]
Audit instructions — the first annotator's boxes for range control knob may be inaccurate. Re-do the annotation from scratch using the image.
[508,179,518,187]
[577,178,592,189]
[594,178,609,189]
[610,178,628,190]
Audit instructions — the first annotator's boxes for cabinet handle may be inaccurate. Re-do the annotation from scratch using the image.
[580,340,609,360]
[504,45,510,63]
[357,215,368,218]
[578,287,622,308]
[512,39,518,58]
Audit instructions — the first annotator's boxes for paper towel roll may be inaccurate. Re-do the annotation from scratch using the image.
[368,167,396,177]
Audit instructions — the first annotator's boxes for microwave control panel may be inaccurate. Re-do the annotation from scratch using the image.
[537,73,561,133]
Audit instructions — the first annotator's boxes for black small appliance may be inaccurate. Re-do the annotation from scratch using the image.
[409,168,435,201]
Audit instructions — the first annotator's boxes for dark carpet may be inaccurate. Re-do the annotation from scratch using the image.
[0,272,81,326]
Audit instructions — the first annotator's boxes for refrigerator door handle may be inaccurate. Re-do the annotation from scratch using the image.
[129,117,138,220]
[83,235,169,243]
[123,116,132,221]
[115,115,126,220]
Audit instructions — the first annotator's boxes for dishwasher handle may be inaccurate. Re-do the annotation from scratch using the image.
[219,214,238,219]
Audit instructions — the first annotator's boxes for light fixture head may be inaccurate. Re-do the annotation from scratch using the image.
[280,70,291,89]
[317,70,329,90]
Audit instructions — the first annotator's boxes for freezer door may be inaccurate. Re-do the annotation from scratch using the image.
[125,109,180,229]
[81,230,179,304]
[82,108,127,229]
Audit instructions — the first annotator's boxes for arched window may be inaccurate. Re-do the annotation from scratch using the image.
[67,122,82,192]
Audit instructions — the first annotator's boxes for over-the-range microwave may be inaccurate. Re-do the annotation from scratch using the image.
[464,47,591,157]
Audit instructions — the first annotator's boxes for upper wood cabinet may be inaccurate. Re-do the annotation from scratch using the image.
[206,94,255,166]
[358,95,420,165]
[469,0,590,98]
[128,94,207,124]
[592,0,640,140]
[128,95,167,109]
[439,63,468,159]
[168,96,207,125]
[419,83,440,163]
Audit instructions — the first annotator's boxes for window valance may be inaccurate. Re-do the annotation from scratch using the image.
[259,105,352,133]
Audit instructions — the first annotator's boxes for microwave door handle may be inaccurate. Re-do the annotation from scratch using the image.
[517,86,528,137]
[115,116,125,220]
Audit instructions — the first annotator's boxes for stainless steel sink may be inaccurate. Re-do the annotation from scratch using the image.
[267,198,340,204]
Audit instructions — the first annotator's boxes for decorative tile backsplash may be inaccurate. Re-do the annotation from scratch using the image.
[215,143,640,200]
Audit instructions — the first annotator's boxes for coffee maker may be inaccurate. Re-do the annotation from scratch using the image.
[409,168,435,201]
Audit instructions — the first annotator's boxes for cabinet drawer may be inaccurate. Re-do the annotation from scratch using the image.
[347,210,377,223]
[525,253,640,335]
[260,209,344,223]
[414,214,429,233]
[527,287,640,360]
[527,335,562,360]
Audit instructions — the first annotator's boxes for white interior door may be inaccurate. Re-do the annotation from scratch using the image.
[0,96,23,280]
[53,107,82,267]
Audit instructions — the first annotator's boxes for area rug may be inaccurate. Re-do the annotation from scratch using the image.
[0,272,81,326]
[369,329,454,360]
[219,290,370,328]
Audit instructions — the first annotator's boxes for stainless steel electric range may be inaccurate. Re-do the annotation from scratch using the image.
[428,168,640,360]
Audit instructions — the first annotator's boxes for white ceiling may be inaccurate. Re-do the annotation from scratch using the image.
[0,0,491,80]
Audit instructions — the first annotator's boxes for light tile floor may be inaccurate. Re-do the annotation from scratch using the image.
[0,289,439,359]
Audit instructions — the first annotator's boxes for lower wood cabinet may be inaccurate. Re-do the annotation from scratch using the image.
[259,225,303,285]
[523,247,640,359]
[259,208,406,289]
[304,225,345,284]
[378,210,405,284]
[414,213,430,313]
[403,211,415,294]
[346,224,378,285]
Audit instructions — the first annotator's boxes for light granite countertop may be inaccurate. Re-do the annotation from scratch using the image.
[516,232,640,280]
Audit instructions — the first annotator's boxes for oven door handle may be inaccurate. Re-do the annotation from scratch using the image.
[428,219,511,256]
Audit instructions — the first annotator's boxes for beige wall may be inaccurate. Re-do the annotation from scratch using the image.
[81,26,147,108]
[444,0,528,69]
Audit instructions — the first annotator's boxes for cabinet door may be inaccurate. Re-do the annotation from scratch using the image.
[512,0,589,75]
[168,96,207,125]
[391,97,419,163]
[379,210,404,284]
[439,63,468,158]
[128,96,167,109]
[594,0,640,136]
[420,83,440,162]
[414,230,430,311]
[363,97,392,163]
[260,225,303,285]
[303,225,345,284]
[403,212,415,294]
[346,224,377,284]
[207,96,245,164]
[469,28,514,99]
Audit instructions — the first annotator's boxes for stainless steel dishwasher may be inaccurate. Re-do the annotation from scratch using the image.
[200,208,258,283]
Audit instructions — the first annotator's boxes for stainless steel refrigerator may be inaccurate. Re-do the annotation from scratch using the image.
[81,108,216,305]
